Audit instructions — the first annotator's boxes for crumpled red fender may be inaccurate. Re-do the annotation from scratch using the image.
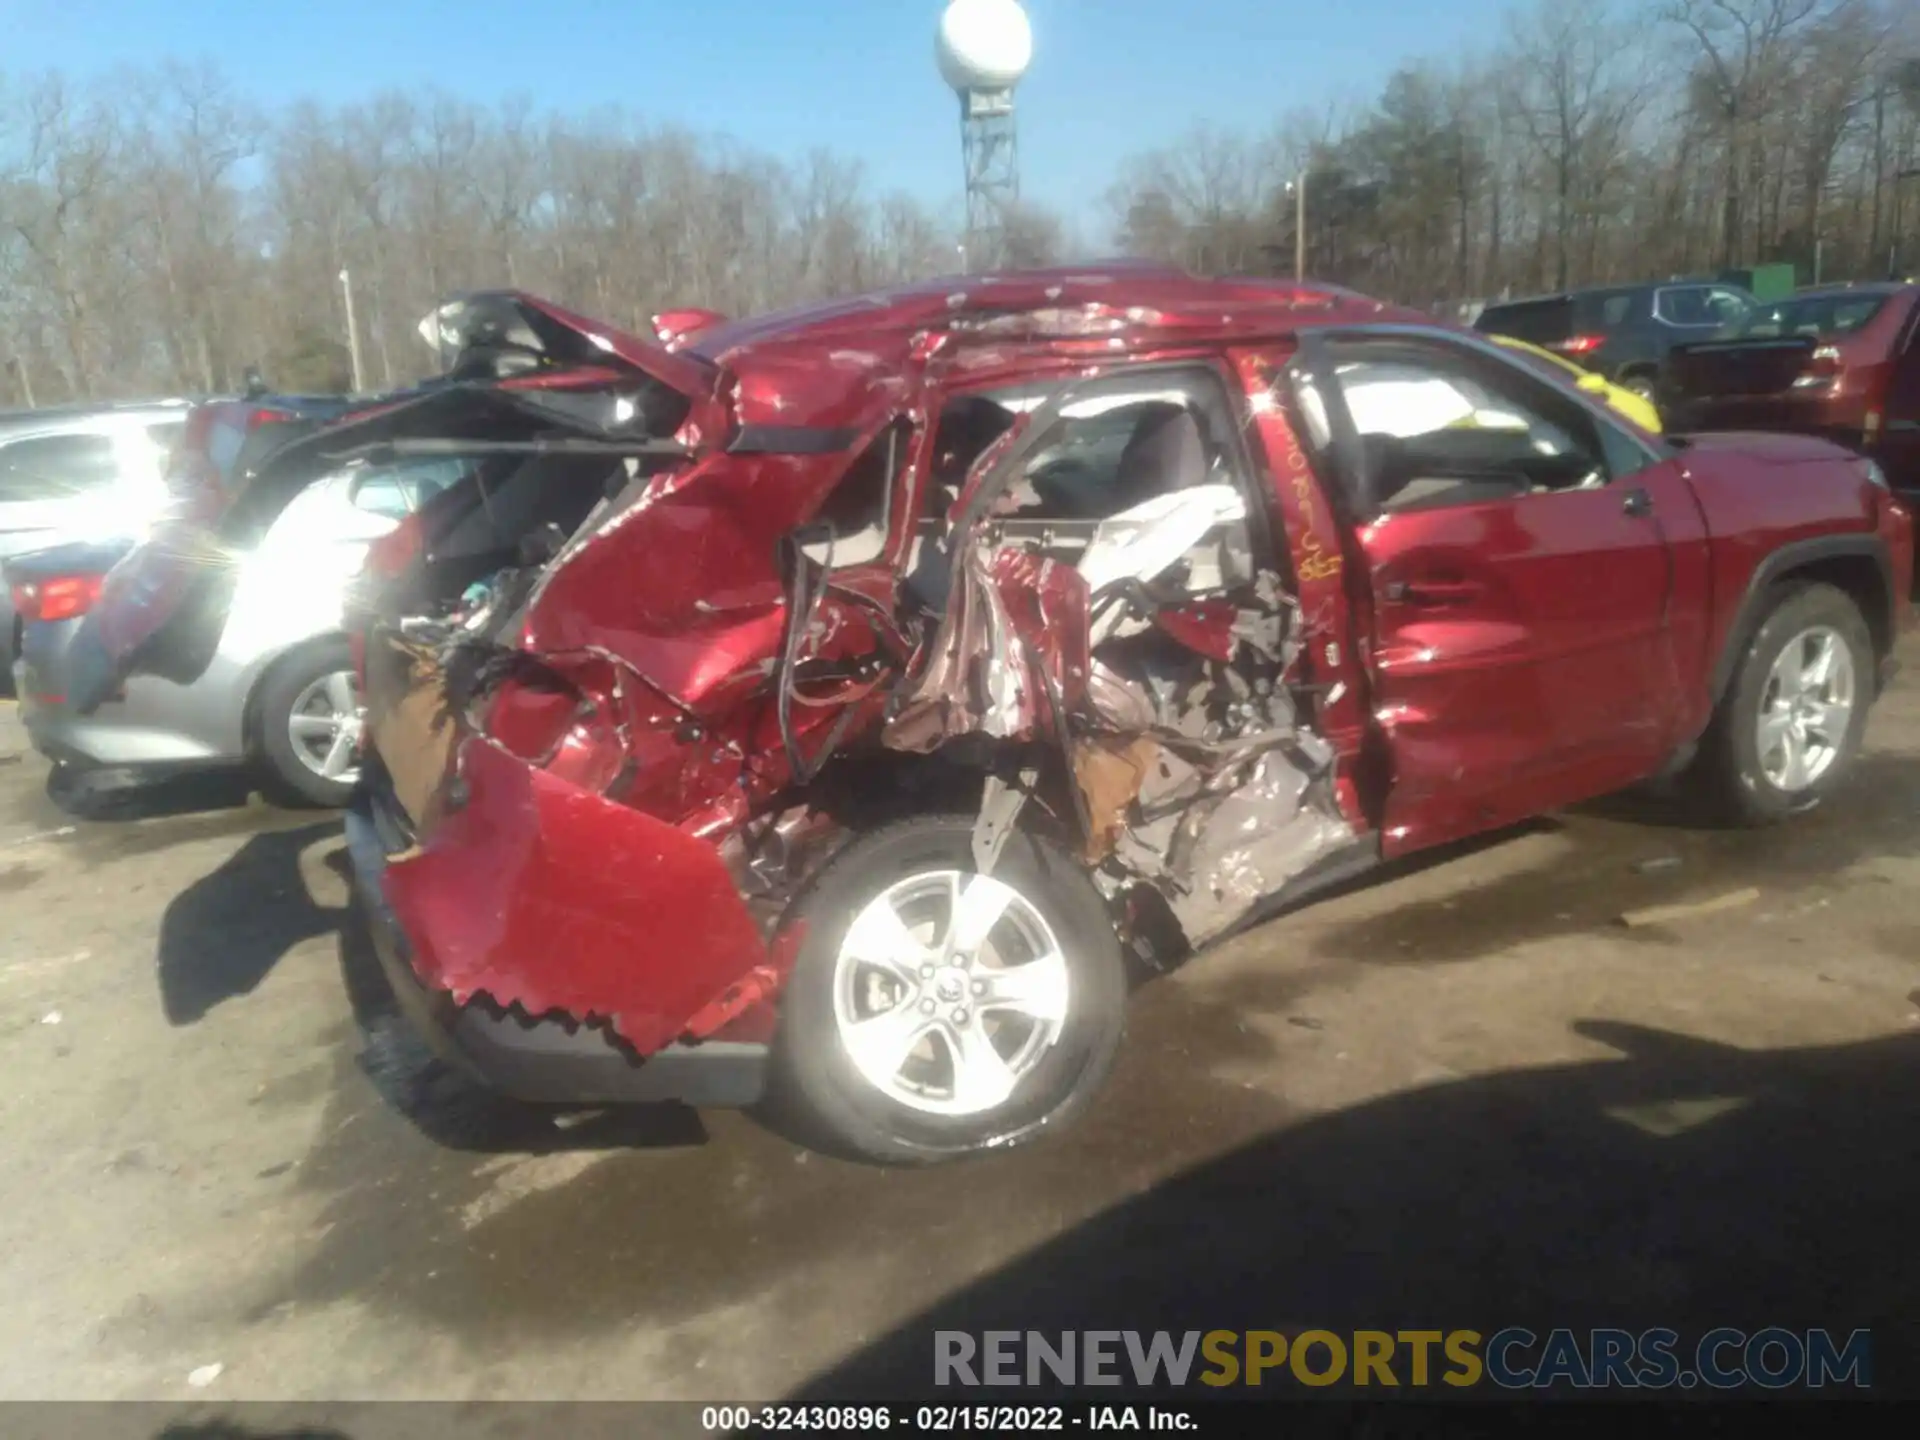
[382,738,769,1055]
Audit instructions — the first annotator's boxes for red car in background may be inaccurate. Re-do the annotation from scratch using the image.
[72,271,1914,1163]
[1662,282,1920,513]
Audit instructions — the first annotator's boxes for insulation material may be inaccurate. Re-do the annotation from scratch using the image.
[362,633,459,830]
[1071,735,1161,862]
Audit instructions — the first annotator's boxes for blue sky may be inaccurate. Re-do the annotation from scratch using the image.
[3,0,1505,238]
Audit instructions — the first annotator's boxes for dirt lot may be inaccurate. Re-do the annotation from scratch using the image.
[2,646,1919,1404]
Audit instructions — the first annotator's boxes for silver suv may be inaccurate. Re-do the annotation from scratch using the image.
[0,402,191,668]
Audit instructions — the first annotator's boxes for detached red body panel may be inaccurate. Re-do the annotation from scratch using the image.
[382,739,768,1056]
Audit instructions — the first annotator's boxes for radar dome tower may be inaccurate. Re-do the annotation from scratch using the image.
[937,0,1033,269]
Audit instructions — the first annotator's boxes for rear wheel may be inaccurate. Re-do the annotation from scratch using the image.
[1693,582,1872,825]
[255,638,363,808]
[771,816,1127,1165]
[1622,374,1658,401]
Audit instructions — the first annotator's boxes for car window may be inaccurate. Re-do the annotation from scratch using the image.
[1328,343,1611,515]
[1474,298,1574,346]
[1706,288,1754,329]
[1655,286,1724,326]
[807,418,912,568]
[1572,291,1635,332]
[987,381,1243,524]
[349,458,475,520]
[1733,294,1888,340]
[0,431,121,504]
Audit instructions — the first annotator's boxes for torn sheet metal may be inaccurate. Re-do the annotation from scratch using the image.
[883,544,1090,753]
[971,768,1035,876]
[381,737,769,1056]
[1152,601,1240,663]
[1114,733,1352,947]
[1086,659,1158,732]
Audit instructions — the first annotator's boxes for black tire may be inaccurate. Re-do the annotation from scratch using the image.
[1693,582,1873,826]
[254,637,361,808]
[770,815,1127,1165]
[1622,374,1658,401]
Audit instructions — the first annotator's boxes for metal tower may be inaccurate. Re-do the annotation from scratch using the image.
[938,0,1032,271]
[960,86,1020,264]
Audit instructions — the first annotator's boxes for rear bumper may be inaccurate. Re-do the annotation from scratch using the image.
[342,782,769,1109]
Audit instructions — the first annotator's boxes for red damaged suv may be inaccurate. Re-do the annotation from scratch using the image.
[73,272,1914,1162]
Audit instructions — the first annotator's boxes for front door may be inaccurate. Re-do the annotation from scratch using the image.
[1306,332,1693,855]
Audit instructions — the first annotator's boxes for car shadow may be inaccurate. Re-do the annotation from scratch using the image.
[156,815,710,1156]
[47,763,261,822]
[156,821,346,1025]
[786,1019,1920,1404]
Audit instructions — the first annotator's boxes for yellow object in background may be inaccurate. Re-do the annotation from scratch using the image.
[1490,335,1665,434]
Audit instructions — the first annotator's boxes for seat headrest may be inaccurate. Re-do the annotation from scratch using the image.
[1115,405,1208,501]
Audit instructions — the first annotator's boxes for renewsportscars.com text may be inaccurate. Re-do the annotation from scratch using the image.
[934,1327,1872,1390]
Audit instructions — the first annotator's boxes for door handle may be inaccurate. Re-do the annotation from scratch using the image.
[1622,487,1653,517]
[1383,579,1482,607]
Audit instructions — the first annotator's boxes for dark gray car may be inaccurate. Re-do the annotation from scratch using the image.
[1473,281,1757,401]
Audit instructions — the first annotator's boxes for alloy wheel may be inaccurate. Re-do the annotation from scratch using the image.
[287,669,364,786]
[831,869,1071,1117]
[1755,625,1856,793]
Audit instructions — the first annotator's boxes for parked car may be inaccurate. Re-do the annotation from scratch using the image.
[1473,280,1758,401]
[1487,334,1664,432]
[1659,282,1920,506]
[8,392,479,805]
[0,401,191,673]
[68,276,1914,1164]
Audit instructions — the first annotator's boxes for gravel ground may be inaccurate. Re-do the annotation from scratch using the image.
[2,644,1918,1406]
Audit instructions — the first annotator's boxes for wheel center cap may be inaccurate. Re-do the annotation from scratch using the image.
[932,968,968,1004]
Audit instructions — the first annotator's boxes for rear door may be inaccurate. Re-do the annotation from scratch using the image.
[1305,330,1700,855]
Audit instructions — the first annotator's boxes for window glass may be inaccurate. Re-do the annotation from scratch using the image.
[1330,345,1608,513]
[1706,288,1755,328]
[992,387,1232,522]
[1656,287,1718,326]
[1730,294,1887,340]
[0,432,120,504]
[349,458,475,520]
[1474,298,1574,346]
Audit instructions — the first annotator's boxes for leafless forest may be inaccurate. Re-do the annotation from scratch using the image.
[3,0,1918,406]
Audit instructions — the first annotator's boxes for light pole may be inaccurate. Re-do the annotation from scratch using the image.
[1285,172,1307,281]
[338,268,366,395]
